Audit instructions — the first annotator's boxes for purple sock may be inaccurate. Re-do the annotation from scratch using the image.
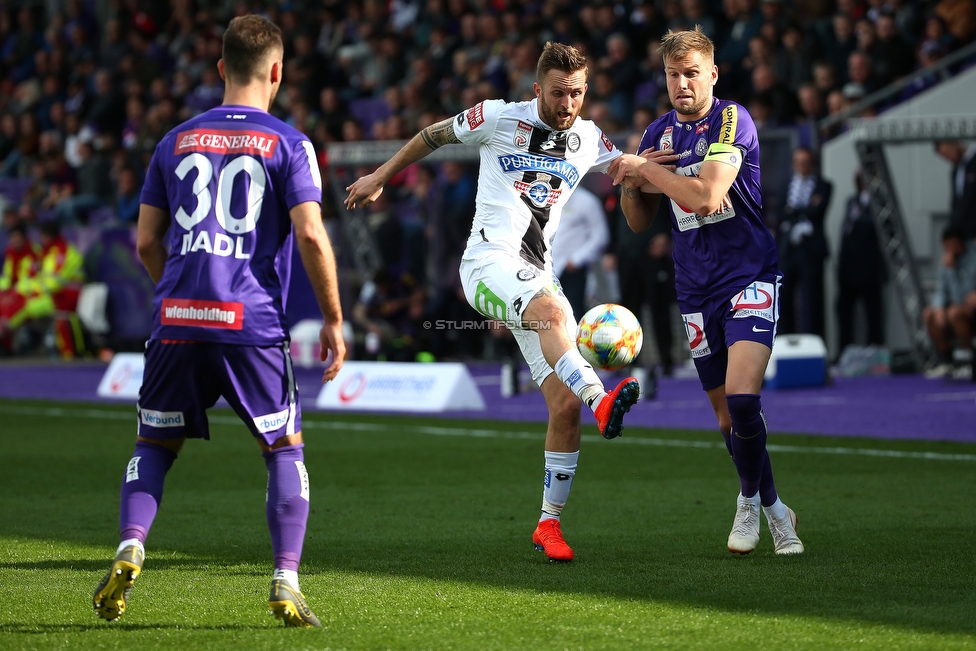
[264,443,309,572]
[758,450,778,508]
[726,394,767,501]
[721,430,734,458]
[119,441,177,544]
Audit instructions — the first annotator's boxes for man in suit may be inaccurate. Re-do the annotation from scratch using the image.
[777,147,833,339]
[935,140,976,241]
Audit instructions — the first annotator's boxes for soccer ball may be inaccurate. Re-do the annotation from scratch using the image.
[576,303,643,371]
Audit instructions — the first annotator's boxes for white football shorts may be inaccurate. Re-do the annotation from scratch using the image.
[459,248,578,385]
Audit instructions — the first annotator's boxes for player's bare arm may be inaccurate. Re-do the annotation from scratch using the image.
[135,204,171,284]
[619,154,738,218]
[611,149,676,232]
[291,201,346,382]
[344,117,461,210]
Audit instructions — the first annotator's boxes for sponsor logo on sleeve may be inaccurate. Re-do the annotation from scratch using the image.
[466,102,485,130]
[719,104,737,145]
[660,126,673,151]
[514,120,532,148]
[731,281,776,322]
[600,130,615,152]
[682,312,711,358]
[175,129,279,157]
[161,298,244,330]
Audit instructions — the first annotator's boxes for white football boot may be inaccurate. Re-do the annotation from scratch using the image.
[727,492,761,554]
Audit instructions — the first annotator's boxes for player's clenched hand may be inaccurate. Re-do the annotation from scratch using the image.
[319,322,346,383]
[344,174,385,210]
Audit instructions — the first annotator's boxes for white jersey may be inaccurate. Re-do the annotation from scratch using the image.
[454,98,621,270]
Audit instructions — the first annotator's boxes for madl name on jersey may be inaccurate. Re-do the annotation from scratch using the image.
[180,229,251,259]
[496,153,581,188]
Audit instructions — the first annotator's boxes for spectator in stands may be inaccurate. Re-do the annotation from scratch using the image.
[56,139,112,224]
[778,146,832,339]
[85,69,126,139]
[935,139,976,241]
[923,224,976,378]
[551,185,609,321]
[837,170,886,353]
[115,165,141,224]
[873,11,917,85]
[847,50,882,96]
[824,13,858,85]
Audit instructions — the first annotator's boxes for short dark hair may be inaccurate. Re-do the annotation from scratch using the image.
[39,220,61,239]
[536,42,588,83]
[222,14,283,84]
[7,222,27,238]
[943,224,967,243]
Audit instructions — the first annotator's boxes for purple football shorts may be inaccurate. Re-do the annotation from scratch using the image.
[678,276,780,391]
[136,340,302,446]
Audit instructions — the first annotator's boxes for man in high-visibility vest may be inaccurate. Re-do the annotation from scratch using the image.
[0,222,41,351]
[2,221,85,356]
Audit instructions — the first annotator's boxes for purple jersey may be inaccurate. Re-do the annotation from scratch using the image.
[638,98,778,301]
[140,105,323,345]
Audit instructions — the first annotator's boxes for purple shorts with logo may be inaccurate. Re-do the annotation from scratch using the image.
[137,340,302,446]
[678,276,781,391]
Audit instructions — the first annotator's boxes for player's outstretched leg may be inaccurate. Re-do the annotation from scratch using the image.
[593,376,641,439]
[268,576,321,627]
[763,500,804,554]
[727,492,761,553]
[93,541,144,621]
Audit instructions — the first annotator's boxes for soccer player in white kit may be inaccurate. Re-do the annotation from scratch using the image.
[345,42,640,562]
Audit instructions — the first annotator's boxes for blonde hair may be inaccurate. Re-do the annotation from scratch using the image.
[660,26,715,68]
[536,41,588,82]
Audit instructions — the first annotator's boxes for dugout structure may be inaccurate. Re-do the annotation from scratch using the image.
[849,115,976,371]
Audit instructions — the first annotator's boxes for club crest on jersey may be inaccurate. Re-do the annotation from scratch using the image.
[466,102,485,130]
[731,281,776,322]
[696,138,708,157]
[660,126,673,151]
[567,132,581,152]
[174,129,279,158]
[682,312,711,358]
[514,120,532,148]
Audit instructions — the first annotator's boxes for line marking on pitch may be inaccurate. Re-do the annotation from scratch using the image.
[3,403,976,463]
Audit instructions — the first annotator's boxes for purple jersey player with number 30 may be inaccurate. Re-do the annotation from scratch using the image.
[93,15,345,627]
[609,26,804,556]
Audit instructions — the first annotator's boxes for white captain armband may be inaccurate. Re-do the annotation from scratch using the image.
[703,142,743,170]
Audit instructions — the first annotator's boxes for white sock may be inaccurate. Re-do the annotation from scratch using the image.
[762,497,787,520]
[273,568,300,590]
[117,539,144,556]
[553,349,606,409]
[540,450,579,521]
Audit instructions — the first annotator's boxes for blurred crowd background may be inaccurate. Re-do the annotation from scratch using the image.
[0,0,974,375]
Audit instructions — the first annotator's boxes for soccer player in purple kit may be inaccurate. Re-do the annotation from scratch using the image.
[610,26,804,555]
[92,15,345,626]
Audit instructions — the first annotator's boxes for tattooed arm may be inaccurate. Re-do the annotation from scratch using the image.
[345,117,461,209]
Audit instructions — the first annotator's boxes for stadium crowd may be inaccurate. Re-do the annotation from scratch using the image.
[0,0,975,363]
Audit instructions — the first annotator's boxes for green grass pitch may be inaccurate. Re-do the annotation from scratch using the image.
[1,397,975,650]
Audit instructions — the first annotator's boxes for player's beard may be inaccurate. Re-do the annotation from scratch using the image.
[672,91,710,117]
[538,97,580,131]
